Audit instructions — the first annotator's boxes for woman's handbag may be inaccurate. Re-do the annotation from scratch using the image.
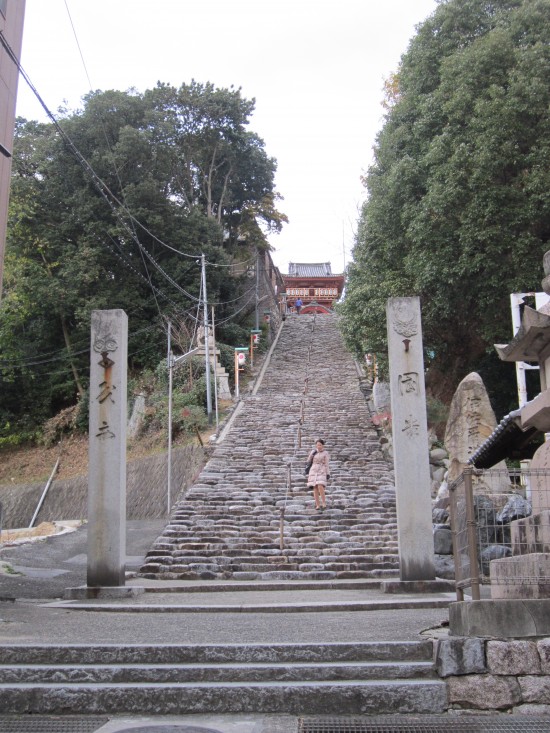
[304,450,317,476]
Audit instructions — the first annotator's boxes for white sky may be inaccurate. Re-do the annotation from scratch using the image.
[15,0,439,275]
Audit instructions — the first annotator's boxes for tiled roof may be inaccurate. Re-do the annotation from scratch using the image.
[468,408,541,468]
[287,262,334,277]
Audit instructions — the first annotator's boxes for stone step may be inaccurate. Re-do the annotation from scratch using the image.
[140,314,400,581]
[0,679,448,715]
[0,661,436,684]
[0,642,446,715]
[0,641,436,665]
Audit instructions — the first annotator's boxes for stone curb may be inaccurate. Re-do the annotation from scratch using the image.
[43,598,453,613]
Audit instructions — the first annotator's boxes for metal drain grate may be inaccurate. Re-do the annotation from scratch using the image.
[297,716,550,733]
[0,716,110,732]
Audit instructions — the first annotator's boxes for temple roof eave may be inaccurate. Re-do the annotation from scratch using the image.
[469,408,542,469]
[494,305,550,362]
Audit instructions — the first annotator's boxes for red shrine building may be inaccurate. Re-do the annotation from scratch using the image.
[282,262,345,314]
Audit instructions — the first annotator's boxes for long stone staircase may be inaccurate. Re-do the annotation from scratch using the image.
[0,315,453,718]
[140,313,400,581]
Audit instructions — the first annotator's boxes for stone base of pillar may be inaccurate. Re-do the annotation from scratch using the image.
[216,370,231,400]
[382,579,456,594]
[450,599,550,637]
[64,585,145,600]
[490,553,550,599]
[196,348,232,400]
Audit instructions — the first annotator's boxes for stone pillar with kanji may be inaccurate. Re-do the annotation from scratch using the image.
[386,297,436,581]
[87,309,128,588]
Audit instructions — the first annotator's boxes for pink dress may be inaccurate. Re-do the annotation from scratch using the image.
[307,449,330,487]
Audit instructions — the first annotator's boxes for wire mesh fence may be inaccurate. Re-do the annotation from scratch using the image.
[448,466,550,600]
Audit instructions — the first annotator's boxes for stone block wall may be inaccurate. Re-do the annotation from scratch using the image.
[436,637,550,713]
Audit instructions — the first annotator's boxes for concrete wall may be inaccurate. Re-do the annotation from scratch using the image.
[0,443,207,528]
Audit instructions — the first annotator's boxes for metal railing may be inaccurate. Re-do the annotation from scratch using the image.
[449,466,550,601]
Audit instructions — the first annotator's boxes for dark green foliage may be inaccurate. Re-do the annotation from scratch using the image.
[1,83,284,439]
[340,0,550,410]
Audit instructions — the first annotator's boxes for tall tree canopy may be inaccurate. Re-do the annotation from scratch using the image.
[340,0,550,411]
[0,82,285,440]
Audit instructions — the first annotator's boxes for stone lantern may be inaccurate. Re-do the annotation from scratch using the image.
[489,250,550,598]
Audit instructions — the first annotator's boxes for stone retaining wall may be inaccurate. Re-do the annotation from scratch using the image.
[436,637,550,713]
[0,444,207,528]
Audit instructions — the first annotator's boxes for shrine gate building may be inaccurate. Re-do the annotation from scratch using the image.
[282,262,344,314]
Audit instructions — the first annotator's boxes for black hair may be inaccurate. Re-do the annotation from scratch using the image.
[316,439,325,445]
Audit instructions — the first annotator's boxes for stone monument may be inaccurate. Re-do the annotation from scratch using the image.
[88,309,127,588]
[66,309,143,599]
[386,297,435,582]
[444,372,510,492]
[196,325,231,400]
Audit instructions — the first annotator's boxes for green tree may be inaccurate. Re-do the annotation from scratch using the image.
[340,0,550,412]
[0,83,285,441]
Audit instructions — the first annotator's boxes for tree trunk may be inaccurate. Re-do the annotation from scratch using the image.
[60,314,85,398]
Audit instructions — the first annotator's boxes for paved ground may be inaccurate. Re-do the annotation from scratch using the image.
[0,520,450,645]
[0,520,459,732]
[2,524,550,732]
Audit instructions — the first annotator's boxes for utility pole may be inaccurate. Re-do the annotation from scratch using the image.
[201,253,213,424]
[212,306,219,434]
[255,248,260,331]
[166,322,200,513]
[167,320,173,515]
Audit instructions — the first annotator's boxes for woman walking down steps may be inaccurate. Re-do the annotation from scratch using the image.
[140,313,399,582]
[306,438,330,511]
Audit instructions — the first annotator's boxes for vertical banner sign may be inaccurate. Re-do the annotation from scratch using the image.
[88,310,128,587]
[386,298,435,581]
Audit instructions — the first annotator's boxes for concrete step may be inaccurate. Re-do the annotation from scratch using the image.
[0,642,446,715]
[0,679,448,715]
[0,660,436,684]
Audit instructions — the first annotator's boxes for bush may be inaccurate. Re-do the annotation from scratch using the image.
[146,389,207,437]
[41,404,81,446]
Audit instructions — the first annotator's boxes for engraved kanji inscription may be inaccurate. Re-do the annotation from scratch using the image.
[402,415,420,438]
[399,372,419,396]
[96,381,116,404]
[96,420,115,440]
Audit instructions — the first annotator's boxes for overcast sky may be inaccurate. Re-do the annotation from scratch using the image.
[16,0,439,274]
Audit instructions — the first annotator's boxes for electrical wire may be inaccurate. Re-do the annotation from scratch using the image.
[63,0,166,318]
[0,29,265,371]
[0,29,203,271]
[205,254,257,269]
[0,321,163,368]
[207,283,257,307]
[215,291,257,326]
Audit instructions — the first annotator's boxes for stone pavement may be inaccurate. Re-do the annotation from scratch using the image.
[2,517,550,732]
[0,520,451,645]
[0,520,455,732]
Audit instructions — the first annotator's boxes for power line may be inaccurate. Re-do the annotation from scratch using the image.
[0,29,203,268]
[63,1,165,317]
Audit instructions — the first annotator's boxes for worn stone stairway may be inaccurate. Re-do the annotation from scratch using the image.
[0,316,453,720]
[140,313,400,581]
[0,641,447,715]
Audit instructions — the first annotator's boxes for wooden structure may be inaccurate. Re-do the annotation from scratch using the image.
[282,262,344,314]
